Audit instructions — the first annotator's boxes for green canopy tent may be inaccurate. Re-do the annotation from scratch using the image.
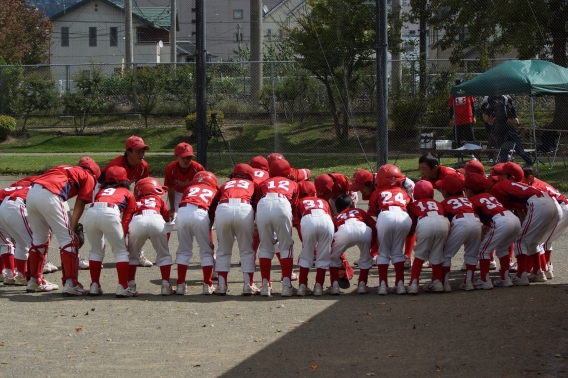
[451,59,568,172]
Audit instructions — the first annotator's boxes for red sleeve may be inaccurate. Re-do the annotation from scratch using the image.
[367,190,379,217]
[163,162,175,187]
[490,182,511,210]
[121,192,137,236]
[76,174,97,203]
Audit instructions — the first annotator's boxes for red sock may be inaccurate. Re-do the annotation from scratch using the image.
[259,258,272,285]
[160,265,171,282]
[128,264,137,282]
[498,255,510,280]
[431,263,442,282]
[479,259,490,282]
[539,254,548,272]
[465,264,476,283]
[116,262,129,289]
[315,268,326,285]
[394,261,405,286]
[0,255,4,271]
[516,255,527,277]
[404,234,416,259]
[15,258,27,277]
[1,254,15,276]
[217,271,228,286]
[525,255,534,273]
[441,266,451,284]
[177,264,188,284]
[544,250,552,264]
[246,272,255,286]
[358,268,369,284]
[329,266,339,286]
[280,257,293,283]
[89,260,103,284]
[275,252,282,264]
[509,244,514,259]
[378,264,388,286]
[299,266,309,286]
[202,265,213,286]
[530,253,542,273]
[410,257,424,283]
[490,251,495,261]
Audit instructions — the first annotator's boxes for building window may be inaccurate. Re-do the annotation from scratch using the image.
[61,27,69,47]
[266,29,272,41]
[233,9,243,19]
[110,27,118,46]
[278,29,284,41]
[89,27,97,46]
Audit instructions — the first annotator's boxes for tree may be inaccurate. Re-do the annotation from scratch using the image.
[11,71,59,131]
[164,65,196,115]
[63,65,106,132]
[287,0,375,140]
[0,0,52,64]
[426,0,568,128]
[125,66,167,128]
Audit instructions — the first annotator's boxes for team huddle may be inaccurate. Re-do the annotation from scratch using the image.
[0,135,566,298]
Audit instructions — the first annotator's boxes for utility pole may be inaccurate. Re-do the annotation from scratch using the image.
[376,0,388,167]
[124,0,133,69]
[250,0,263,99]
[196,0,207,167]
[391,0,402,93]
[170,0,176,64]
[419,0,428,95]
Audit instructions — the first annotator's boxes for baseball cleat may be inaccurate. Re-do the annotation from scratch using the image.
[115,284,138,298]
[492,277,513,287]
[313,283,324,296]
[511,272,530,286]
[78,258,89,270]
[37,280,59,292]
[406,282,419,294]
[509,262,518,273]
[326,282,341,296]
[242,284,261,296]
[544,270,554,280]
[138,254,153,267]
[443,281,452,293]
[395,281,406,295]
[422,261,431,269]
[357,281,368,294]
[43,261,58,274]
[404,256,412,269]
[62,283,88,296]
[296,284,313,296]
[260,284,272,297]
[3,273,15,285]
[377,282,388,296]
[89,282,103,296]
[473,279,494,290]
[423,281,444,293]
[281,285,295,297]
[128,281,137,292]
[528,271,547,283]
[176,283,187,295]
[161,283,173,296]
[14,272,27,286]
[460,281,475,291]
[280,272,298,282]
[202,284,216,295]
[216,284,228,296]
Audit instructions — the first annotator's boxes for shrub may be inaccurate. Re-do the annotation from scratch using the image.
[390,96,426,137]
[185,110,225,140]
[0,115,16,141]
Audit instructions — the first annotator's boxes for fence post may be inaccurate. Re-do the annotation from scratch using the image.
[133,63,138,113]
[0,66,3,114]
[270,61,276,124]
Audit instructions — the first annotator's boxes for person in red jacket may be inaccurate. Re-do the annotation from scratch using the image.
[449,78,476,147]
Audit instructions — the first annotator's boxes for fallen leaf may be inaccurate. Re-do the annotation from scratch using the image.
[234,313,241,316]
[75,328,82,333]
[388,354,395,357]
[366,312,372,316]
[91,308,95,311]
[424,323,430,327]
[413,325,416,329]
[378,302,386,305]
[72,314,78,318]
[555,354,562,358]
[84,312,89,316]
[193,364,201,367]
[106,339,112,342]
[1,362,7,364]
[366,374,375,376]
[277,329,282,332]
[311,364,318,369]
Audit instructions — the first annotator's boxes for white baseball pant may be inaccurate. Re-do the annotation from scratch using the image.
[83,203,129,263]
[0,197,33,261]
[376,207,412,265]
[175,204,214,267]
[256,193,294,260]
[413,214,450,265]
[515,194,559,256]
[330,218,373,269]
[479,211,521,260]
[544,202,568,250]
[298,210,334,269]
[442,214,482,267]
[214,201,255,273]
[166,191,184,213]
[128,211,173,267]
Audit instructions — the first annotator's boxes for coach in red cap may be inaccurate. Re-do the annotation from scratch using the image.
[463,159,485,176]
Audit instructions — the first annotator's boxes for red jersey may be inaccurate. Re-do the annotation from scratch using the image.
[407,198,446,231]
[0,184,32,202]
[319,173,352,201]
[426,166,464,191]
[99,155,149,184]
[250,168,269,185]
[448,94,475,125]
[94,186,137,235]
[441,195,475,222]
[33,165,96,202]
[292,196,333,240]
[368,187,411,216]
[256,177,299,204]
[334,207,378,249]
[361,174,414,200]
[291,167,311,182]
[469,193,508,226]
[218,178,258,207]
[134,194,170,222]
[179,183,220,224]
[491,180,543,211]
[530,178,567,205]
[163,160,205,194]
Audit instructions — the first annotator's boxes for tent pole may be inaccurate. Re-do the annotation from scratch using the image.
[530,95,539,175]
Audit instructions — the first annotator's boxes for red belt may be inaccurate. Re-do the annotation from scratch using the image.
[219,198,249,204]
[454,213,479,219]
[179,202,207,211]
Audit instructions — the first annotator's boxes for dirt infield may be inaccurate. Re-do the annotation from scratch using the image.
[0,176,567,377]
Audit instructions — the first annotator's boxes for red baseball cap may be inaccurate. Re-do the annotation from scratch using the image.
[106,166,129,183]
[490,163,506,181]
[125,136,150,150]
[465,173,490,192]
[174,142,194,157]
[436,174,464,194]
[350,169,373,192]
[502,162,524,182]
[464,159,485,175]
[250,155,269,171]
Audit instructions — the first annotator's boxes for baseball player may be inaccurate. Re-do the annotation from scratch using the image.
[98,135,153,268]
[250,156,270,185]
[83,166,138,297]
[293,180,334,296]
[266,152,311,182]
[256,159,299,297]
[164,142,205,220]
[0,176,37,286]
[128,177,174,295]
[491,162,559,285]
[435,174,482,292]
[367,164,412,295]
[331,194,377,295]
[521,166,568,279]
[214,164,260,296]
[315,173,358,216]
[464,173,521,289]
[418,153,464,192]
[406,180,450,294]
[26,157,100,295]
[175,171,220,295]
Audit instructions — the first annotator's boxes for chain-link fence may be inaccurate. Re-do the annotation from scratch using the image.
[0,59,567,187]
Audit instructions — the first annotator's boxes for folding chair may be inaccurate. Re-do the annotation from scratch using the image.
[497,141,516,164]
[535,131,562,169]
